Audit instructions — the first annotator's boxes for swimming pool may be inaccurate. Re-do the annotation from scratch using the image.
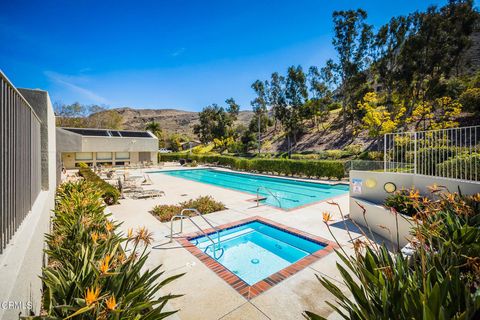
[155,169,348,209]
[190,220,326,286]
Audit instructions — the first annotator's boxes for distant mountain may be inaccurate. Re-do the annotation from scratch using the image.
[104,107,254,138]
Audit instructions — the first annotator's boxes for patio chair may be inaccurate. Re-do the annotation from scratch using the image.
[131,189,165,199]
[142,174,154,185]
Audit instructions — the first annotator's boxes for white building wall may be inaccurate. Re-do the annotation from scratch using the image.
[81,136,158,153]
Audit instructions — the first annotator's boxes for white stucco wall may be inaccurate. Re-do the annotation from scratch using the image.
[349,171,480,204]
[349,170,480,247]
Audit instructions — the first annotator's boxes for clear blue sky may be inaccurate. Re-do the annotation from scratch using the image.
[1,0,455,111]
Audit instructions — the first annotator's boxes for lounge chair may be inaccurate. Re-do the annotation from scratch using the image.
[142,174,154,185]
[131,189,165,199]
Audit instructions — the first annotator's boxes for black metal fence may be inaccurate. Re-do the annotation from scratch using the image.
[0,71,42,253]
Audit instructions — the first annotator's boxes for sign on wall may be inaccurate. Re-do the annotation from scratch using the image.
[352,178,363,194]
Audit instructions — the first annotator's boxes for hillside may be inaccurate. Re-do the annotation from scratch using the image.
[89,107,477,152]
[98,107,254,138]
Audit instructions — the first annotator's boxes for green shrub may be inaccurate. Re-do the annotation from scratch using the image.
[37,181,182,319]
[78,162,89,168]
[358,151,383,161]
[459,87,480,113]
[187,160,198,167]
[415,146,470,176]
[151,196,226,222]
[180,196,226,214]
[150,204,181,222]
[158,153,346,180]
[78,167,120,205]
[290,153,320,160]
[344,144,363,155]
[436,153,480,181]
[384,187,424,217]
[325,149,343,159]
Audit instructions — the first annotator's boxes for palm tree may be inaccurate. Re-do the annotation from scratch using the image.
[145,121,160,133]
[145,121,165,148]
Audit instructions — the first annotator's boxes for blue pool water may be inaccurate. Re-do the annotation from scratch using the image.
[155,169,348,209]
[191,221,325,285]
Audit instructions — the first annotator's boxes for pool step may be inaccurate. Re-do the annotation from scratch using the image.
[249,196,267,202]
[196,228,255,250]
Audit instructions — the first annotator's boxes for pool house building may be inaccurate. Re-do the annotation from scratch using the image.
[56,127,159,168]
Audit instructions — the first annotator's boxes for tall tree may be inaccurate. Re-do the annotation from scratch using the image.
[284,65,308,142]
[250,80,270,153]
[373,15,412,109]
[54,102,122,129]
[267,72,286,131]
[193,98,241,144]
[307,66,333,130]
[145,121,165,147]
[331,9,373,133]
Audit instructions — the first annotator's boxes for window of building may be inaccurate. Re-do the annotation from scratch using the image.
[96,162,113,167]
[75,152,93,160]
[115,152,130,160]
[96,152,112,160]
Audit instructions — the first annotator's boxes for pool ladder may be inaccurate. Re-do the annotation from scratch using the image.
[256,186,282,208]
[169,208,224,259]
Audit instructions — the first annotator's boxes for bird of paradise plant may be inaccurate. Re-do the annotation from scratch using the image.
[304,187,480,320]
[25,181,184,320]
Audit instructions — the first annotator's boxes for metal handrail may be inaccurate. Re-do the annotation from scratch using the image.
[256,186,282,208]
[169,208,222,257]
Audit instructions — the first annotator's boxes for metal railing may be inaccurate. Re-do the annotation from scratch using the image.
[384,126,480,182]
[169,208,223,258]
[0,71,42,253]
[256,186,282,208]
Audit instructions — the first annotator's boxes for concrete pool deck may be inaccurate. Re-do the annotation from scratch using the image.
[108,164,360,319]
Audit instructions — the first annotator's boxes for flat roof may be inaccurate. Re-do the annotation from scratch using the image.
[60,127,154,138]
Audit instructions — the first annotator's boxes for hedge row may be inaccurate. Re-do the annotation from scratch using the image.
[159,153,345,180]
[436,153,480,181]
[78,167,120,205]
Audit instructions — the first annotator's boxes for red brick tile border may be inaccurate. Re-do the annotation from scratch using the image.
[176,216,338,300]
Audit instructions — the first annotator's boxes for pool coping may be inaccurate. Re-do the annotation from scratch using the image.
[176,216,338,300]
[152,168,349,212]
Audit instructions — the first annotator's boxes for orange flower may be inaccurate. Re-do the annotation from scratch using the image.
[447,193,457,202]
[134,227,154,246]
[91,232,99,244]
[471,193,480,202]
[106,221,114,232]
[409,189,420,199]
[322,211,333,223]
[85,287,101,306]
[105,295,117,310]
[427,184,445,193]
[353,239,364,253]
[117,252,126,264]
[421,197,430,205]
[100,254,111,274]
[127,228,133,238]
